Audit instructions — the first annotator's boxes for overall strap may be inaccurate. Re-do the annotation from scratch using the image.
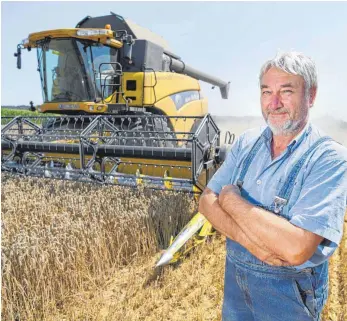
[236,132,265,188]
[272,136,333,214]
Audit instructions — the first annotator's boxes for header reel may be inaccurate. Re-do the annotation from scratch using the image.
[2,114,229,193]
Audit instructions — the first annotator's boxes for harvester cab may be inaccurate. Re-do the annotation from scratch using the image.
[14,12,229,114]
[3,12,234,265]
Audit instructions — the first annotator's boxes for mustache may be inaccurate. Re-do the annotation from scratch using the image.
[266,107,290,115]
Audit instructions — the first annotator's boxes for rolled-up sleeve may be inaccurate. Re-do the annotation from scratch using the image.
[207,136,241,195]
[289,149,347,248]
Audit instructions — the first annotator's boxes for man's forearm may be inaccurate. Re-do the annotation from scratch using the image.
[219,189,322,265]
[199,190,290,266]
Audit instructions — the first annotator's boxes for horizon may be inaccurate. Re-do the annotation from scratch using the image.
[1,103,346,124]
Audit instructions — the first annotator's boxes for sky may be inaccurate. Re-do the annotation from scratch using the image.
[1,1,347,120]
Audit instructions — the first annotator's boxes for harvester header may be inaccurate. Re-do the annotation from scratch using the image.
[1,114,230,192]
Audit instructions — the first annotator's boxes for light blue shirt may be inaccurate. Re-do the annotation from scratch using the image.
[207,122,347,267]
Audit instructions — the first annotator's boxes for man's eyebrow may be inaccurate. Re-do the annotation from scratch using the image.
[280,83,295,88]
[260,83,295,89]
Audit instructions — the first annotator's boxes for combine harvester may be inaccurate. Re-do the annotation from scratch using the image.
[1,12,234,267]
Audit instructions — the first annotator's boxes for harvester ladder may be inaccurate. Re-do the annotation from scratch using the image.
[142,68,158,107]
[98,62,127,107]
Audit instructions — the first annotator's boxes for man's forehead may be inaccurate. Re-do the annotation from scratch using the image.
[260,67,304,87]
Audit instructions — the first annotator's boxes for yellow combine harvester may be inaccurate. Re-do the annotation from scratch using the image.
[2,12,234,265]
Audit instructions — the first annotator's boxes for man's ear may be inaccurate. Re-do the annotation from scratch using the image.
[309,87,317,107]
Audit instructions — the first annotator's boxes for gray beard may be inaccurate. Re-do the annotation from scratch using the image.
[266,118,303,136]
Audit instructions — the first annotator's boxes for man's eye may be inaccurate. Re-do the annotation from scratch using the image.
[262,91,271,95]
[282,90,293,94]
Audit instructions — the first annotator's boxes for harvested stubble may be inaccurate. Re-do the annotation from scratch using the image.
[1,174,346,321]
[1,174,197,320]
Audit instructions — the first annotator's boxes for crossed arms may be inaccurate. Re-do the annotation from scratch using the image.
[198,185,324,266]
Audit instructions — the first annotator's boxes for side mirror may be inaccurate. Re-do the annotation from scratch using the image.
[14,45,22,69]
[123,35,135,62]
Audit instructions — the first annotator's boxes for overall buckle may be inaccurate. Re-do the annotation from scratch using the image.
[236,180,243,188]
[273,196,288,214]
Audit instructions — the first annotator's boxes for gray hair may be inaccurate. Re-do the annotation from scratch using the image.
[259,51,317,97]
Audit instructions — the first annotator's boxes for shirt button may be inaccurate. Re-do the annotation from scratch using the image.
[256,179,262,185]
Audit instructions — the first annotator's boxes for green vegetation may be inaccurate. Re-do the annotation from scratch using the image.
[1,108,57,118]
[1,108,58,125]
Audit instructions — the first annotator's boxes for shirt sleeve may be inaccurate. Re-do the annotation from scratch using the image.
[289,147,347,248]
[206,135,241,195]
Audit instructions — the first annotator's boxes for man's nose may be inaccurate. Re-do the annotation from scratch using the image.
[268,93,284,110]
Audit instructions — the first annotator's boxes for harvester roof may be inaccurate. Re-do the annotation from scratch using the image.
[76,12,172,53]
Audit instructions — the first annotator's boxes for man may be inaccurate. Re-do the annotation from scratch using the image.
[199,51,347,321]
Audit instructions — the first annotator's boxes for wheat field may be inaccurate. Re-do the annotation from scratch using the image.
[1,174,346,321]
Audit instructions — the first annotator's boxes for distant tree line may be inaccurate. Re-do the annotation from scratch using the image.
[2,105,30,110]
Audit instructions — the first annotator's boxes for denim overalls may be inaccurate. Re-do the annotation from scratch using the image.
[222,136,332,321]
